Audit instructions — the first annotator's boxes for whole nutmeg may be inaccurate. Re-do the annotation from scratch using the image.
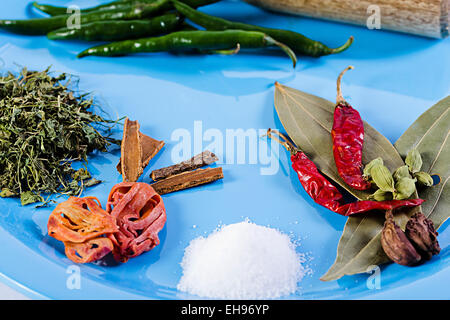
[405,212,440,261]
[381,210,421,266]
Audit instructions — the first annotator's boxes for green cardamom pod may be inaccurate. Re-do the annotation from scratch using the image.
[393,177,417,200]
[393,165,411,182]
[368,189,393,201]
[371,163,395,192]
[414,171,434,187]
[363,157,384,179]
[405,148,423,173]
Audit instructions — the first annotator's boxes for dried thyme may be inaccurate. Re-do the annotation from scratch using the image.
[0,67,118,205]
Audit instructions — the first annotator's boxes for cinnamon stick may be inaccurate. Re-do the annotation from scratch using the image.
[117,132,165,174]
[121,118,142,182]
[151,167,223,195]
[150,150,219,181]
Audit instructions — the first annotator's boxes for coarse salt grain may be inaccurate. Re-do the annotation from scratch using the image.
[177,220,307,299]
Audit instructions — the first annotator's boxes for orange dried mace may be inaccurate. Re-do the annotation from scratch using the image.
[47,197,118,263]
[118,118,164,182]
[47,183,167,264]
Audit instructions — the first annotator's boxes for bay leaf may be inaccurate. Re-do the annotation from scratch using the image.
[395,96,450,230]
[273,83,421,281]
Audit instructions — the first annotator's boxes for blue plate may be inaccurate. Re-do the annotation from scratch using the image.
[0,0,449,300]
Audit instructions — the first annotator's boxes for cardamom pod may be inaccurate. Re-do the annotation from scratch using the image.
[363,157,383,179]
[405,148,423,173]
[414,171,434,187]
[393,165,411,181]
[368,189,393,201]
[381,210,422,266]
[393,177,417,200]
[371,163,395,192]
[405,213,440,261]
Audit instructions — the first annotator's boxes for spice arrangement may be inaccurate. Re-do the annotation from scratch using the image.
[0,67,118,206]
[272,68,448,280]
[0,0,448,301]
[0,0,355,66]
[46,114,224,264]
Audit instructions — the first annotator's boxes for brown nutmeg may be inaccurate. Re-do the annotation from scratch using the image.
[405,212,440,261]
[381,210,422,266]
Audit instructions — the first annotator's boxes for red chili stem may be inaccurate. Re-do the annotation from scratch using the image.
[336,65,354,104]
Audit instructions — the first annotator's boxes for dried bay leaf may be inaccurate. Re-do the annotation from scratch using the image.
[273,83,421,281]
[395,96,450,230]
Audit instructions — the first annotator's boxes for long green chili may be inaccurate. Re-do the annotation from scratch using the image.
[0,0,169,35]
[172,0,353,57]
[32,0,219,16]
[47,13,182,41]
[77,29,297,67]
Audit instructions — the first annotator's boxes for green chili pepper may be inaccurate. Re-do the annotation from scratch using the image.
[0,0,169,35]
[172,0,353,57]
[77,29,297,67]
[32,0,135,16]
[32,0,219,16]
[47,13,182,41]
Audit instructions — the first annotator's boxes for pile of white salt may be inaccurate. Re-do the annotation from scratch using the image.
[177,220,307,299]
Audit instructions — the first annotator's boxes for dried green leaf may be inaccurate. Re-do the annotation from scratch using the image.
[20,191,44,206]
[0,67,119,205]
[273,83,421,281]
[395,96,450,229]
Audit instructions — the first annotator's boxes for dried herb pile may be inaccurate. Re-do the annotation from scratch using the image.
[0,67,117,205]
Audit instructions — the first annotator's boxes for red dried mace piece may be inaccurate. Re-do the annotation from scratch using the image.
[106,182,166,262]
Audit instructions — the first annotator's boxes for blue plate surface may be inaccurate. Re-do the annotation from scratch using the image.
[0,0,449,300]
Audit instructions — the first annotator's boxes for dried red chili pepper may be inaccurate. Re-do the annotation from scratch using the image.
[331,66,371,191]
[267,129,424,216]
[106,182,166,262]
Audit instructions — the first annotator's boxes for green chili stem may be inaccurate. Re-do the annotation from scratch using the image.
[264,36,297,68]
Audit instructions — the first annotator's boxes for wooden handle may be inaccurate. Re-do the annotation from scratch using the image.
[244,0,449,38]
